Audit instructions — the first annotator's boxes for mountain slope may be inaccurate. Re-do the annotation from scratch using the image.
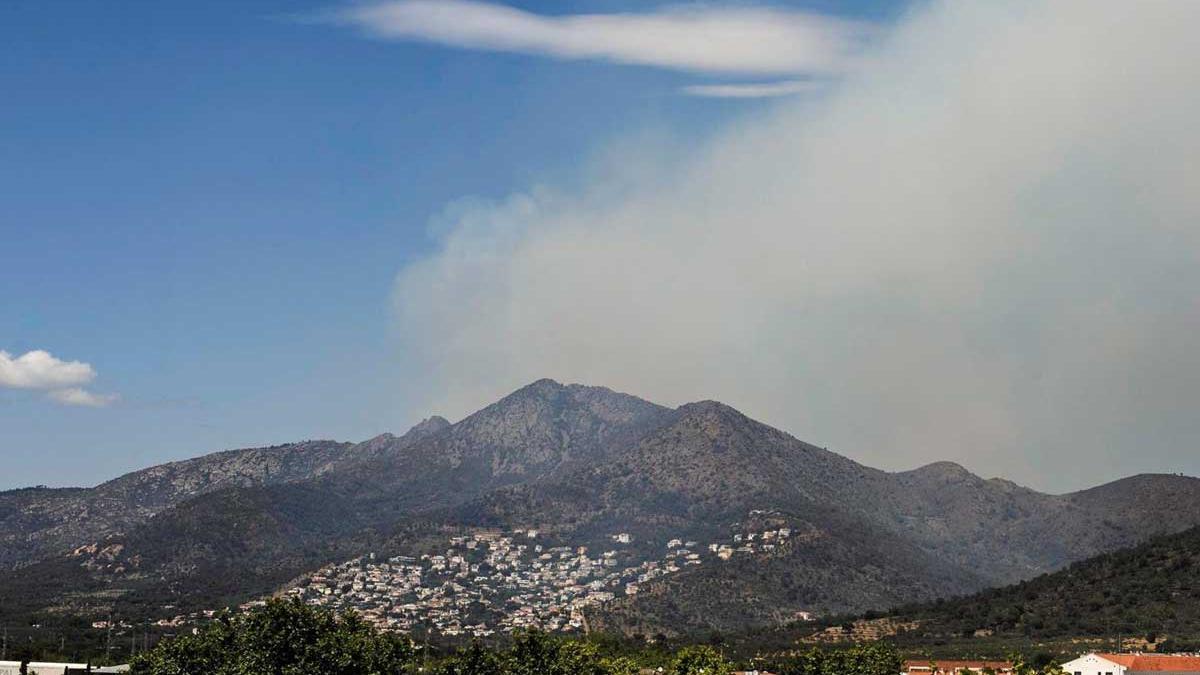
[1067,473,1200,535]
[0,439,354,570]
[392,398,1200,633]
[886,525,1200,644]
[864,462,1128,584]
[590,505,986,637]
[319,379,672,515]
[443,400,1200,589]
[0,404,485,572]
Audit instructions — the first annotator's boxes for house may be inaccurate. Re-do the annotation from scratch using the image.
[1061,653,1200,675]
[904,659,1014,675]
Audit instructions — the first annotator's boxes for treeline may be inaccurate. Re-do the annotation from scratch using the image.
[129,599,907,675]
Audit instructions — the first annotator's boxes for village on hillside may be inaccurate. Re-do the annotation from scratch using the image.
[275,517,798,637]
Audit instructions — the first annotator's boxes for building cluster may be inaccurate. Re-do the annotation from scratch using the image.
[283,523,794,637]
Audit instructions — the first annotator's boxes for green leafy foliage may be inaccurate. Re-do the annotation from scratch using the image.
[763,642,902,675]
[128,600,915,675]
[668,645,734,674]
[130,598,415,675]
[435,632,639,675]
[890,526,1200,641]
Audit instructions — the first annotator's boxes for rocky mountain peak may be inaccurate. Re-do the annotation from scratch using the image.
[459,379,667,433]
[500,378,566,404]
[404,415,451,439]
[904,460,976,482]
[674,399,749,421]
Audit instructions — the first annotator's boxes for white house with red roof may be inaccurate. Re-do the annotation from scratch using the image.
[1061,653,1200,675]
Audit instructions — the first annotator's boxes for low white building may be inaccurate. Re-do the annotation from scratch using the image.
[1061,653,1200,675]
[0,662,128,675]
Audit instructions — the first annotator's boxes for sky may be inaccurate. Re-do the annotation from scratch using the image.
[3,0,1198,492]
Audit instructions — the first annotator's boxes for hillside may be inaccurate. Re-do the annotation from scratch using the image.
[884,525,1200,646]
[0,439,354,570]
[590,505,984,637]
[1068,474,1200,536]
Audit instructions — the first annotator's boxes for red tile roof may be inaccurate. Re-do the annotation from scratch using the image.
[905,660,1014,672]
[1098,654,1200,672]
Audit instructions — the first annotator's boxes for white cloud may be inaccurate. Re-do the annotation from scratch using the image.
[0,350,95,389]
[681,80,819,99]
[331,0,869,76]
[47,387,120,408]
[391,0,1200,490]
[0,349,118,407]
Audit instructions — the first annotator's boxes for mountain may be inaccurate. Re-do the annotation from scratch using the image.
[318,379,671,515]
[1067,473,1200,535]
[0,381,672,620]
[2,379,1199,637]
[0,439,354,570]
[0,410,459,572]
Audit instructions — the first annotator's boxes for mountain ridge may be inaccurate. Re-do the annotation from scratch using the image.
[2,379,1199,636]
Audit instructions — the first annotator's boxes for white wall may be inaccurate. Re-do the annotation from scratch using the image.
[1061,654,1126,675]
[0,662,92,675]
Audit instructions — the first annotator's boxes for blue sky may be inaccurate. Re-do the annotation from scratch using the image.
[1,0,901,488]
[11,1,1198,492]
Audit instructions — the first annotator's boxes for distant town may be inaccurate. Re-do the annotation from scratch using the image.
[261,515,801,638]
[124,510,806,639]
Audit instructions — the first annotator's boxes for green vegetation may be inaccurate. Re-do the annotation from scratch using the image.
[892,526,1200,642]
[131,599,414,675]
[433,632,641,675]
[758,642,902,675]
[128,599,910,675]
[1010,654,1068,675]
[743,526,1200,661]
[667,645,734,675]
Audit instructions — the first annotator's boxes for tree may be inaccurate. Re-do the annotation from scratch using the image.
[438,631,639,675]
[770,643,902,675]
[1011,653,1067,675]
[130,598,415,675]
[437,642,505,675]
[669,645,733,675]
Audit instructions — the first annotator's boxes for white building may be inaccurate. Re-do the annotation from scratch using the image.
[0,663,128,675]
[1061,653,1200,675]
